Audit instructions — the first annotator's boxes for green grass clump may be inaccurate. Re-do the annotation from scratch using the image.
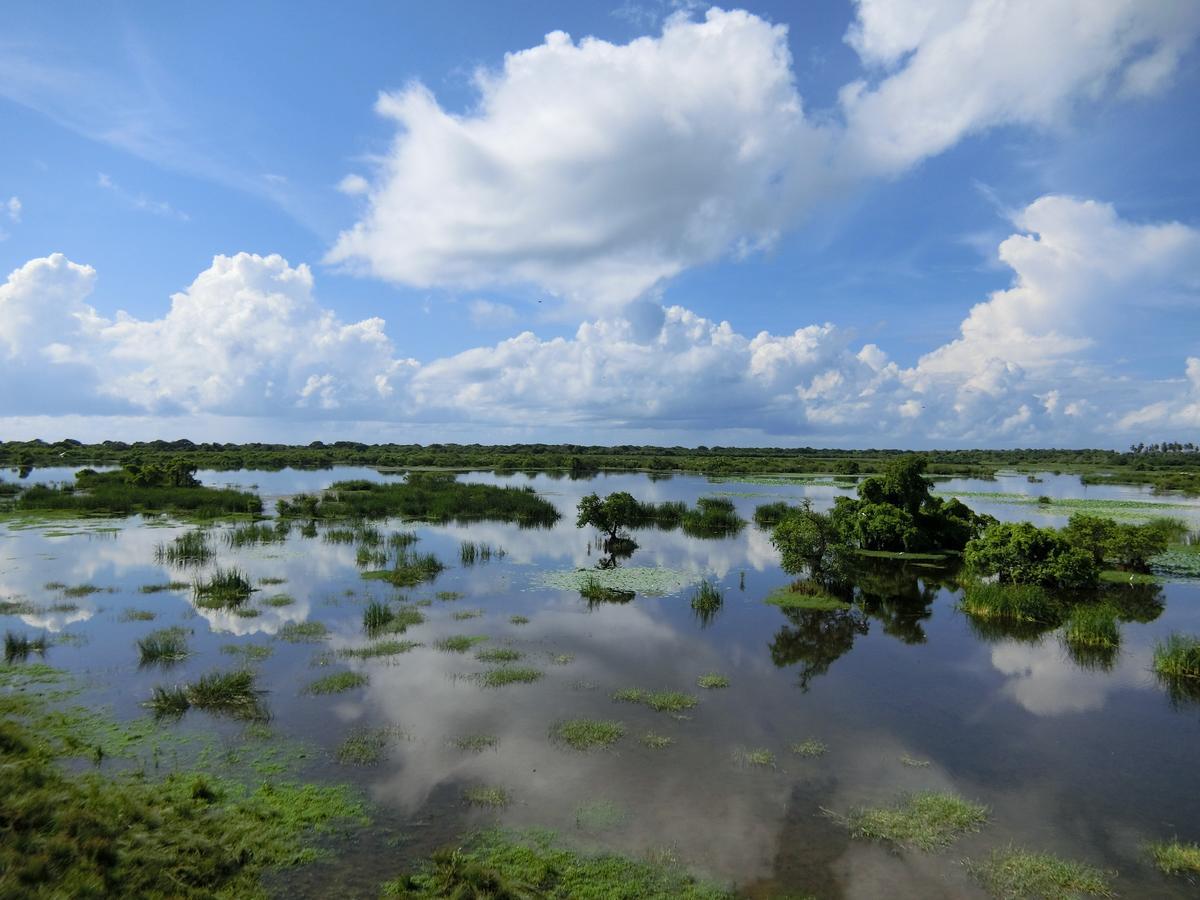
[120,608,157,621]
[434,635,488,653]
[452,608,484,621]
[612,688,697,712]
[1148,838,1200,876]
[148,669,267,721]
[339,640,420,659]
[959,582,1060,624]
[4,631,48,662]
[258,576,287,586]
[551,719,626,751]
[845,791,988,851]
[380,828,726,899]
[363,601,396,633]
[474,666,543,688]
[221,643,273,662]
[578,575,636,605]
[138,581,190,593]
[137,627,189,665]
[733,747,776,769]
[641,732,674,749]
[226,522,288,547]
[335,727,394,765]
[62,584,104,598]
[1153,633,1200,679]
[690,580,722,614]
[476,647,522,663]
[551,653,574,665]
[765,580,849,611]
[361,550,445,588]
[154,529,214,566]
[450,734,498,753]
[1062,603,1120,649]
[303,671,368,695]
[968,847,1114,898]
[696,673,729,689]
[193,568,253,609]
[509,615,530,625]
[262,594,294,607]
[791,739,827,758]
[276,621,329,643]
[436,591,464,602]
[463,786,511,808]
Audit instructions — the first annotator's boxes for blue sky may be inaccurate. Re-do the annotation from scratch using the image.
[1,1,1198,447]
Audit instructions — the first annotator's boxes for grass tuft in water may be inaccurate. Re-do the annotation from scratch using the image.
[476,647,522,663]
[551,719,626,751]
[732,747,776,769]
[575,799,628,832]
[340,640,420,660]
[193,568,253,609]
[335,726,402,765]
[435,635,488,653]
[900,754,931,768]
[967,847,1114,898]
[436,591,464,602]
[509,615,530,625]
[137,627,189,665]
[1062,603,1120,649]
[62,584,104,598]
[220,643,273,662]
[462,786,511,808]
[474,666,543,688]
[959,582,1060,624]
[1153,632,1200,679]
[138,581,190,593]
[765,580,849,611]
[147,669,267,721]
[690,580,722,615]
[452,608,484,621]
[1147,838,1200,876]
[262,594,294,607]
[154,529,213,566]
[696,673,729,689]
[276,621,329,643]
[4,631,48,662]
[640,732,673,749]
[843,791,988,851]
[303,671,368,695]
[450,734,498,753]
[791,739,827,758]
[612,688,697,712]
[120,609,157,621]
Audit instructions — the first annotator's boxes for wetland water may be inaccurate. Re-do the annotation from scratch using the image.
[3,468,1199,897]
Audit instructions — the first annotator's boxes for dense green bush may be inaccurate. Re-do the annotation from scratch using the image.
[964,522,1098,589]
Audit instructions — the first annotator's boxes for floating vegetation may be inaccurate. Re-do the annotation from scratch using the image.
[579,575,635,605]
[791,739,827,758]
[575,799,628,832]
[1147,838,1200,876]
[137,627,189,665]
[641,732,674,749]
[0,599,35,616]
[1149,545,1200,580]
[473,666,543,688]
[379,828,725,898]
[148,669,267,721]
[733,747,776,769]
[765,580,849,611]
[842,791,988,851]
[304,671,368,695]
[363,601,396,634]
[551,718,626,751]
[4,630,48,662]
[434,634,488,653]
[452,608,484,621]
[613,688,697,713]
[509,615,530,625]
[193,567,253,610]
[340,640,421,659]
[450,734,498,753]
[154,529,213,566]
[276,621,329,643]
[697,673,729,689]
[221,643,273,662]
[968,847,1114,898]
[462,786,511,808]
[43,581,66,591]
[262,593,294,607]
[537,566,696,597]
[120,608,157,621]
[476,647,523,663]
[361,549,445,588]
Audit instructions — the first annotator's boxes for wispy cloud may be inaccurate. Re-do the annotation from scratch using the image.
[97,173,188,221]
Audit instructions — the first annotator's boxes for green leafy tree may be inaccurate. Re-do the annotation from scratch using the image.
[964,522,1098,589]
[575,492,643,543]
[770,501,840,573]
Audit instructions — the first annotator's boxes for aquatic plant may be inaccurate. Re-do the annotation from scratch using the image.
[276,621,329,643]
[575,799,628,832]
[434,634,488,653]
[550,719,626,751]
[1062,603,1120,649]
[899,754,931,768]
[509,615,530,625]
[225,521,287,548]
[843,791,988,851]
[1153,633,1200,679]
[193,568,253,609]
[640,732,674,749]
[303,671,368,695]
[551,653,573,665]
[62,583,104,598]
[137,627,189,665]
[790,739,827,758]
[765,580,849,611]
[436,591,464,601]
[612,688,697,712]
[16,467,262,518]
[1147,838,1200,876]
[538,566,695,597]
[967,847,1114,898]
[579,575,635,605]
[690,580,723,623]
[958,582,1061,624]
[138,581,190,593]
[120,609,157,621]
[732,747,776,768]
[363,601,396,633]
[335,727,394,765]
[220,643,273,662]
[4,631,48,662]
[461,541,503,565]
[450,734,498,753]
[148,669,267,721]
[476,647,522,663]
[696,673,729,689]
[753,501,793,528]
[339,640,420,659]
[361,549,445,588]
[462,786,511,808]
[258,575,288,586]
[262,593,294,607]
[452,608,484,621]
[473,666,543,688]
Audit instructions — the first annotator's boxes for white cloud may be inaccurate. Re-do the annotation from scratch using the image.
[6,196,20,222]
[327,9,835,312]
[467,299,518,328]
[336,173,369,196]
[840,0,1200,174]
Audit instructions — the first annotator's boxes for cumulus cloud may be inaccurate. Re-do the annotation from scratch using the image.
[2,195,1197,444]
[327,4,1198,312]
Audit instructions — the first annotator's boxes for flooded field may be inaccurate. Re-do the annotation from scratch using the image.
[3,467,1199,897]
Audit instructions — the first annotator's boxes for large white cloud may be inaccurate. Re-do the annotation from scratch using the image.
[327,4,1198,312]
[1,195,1196,445]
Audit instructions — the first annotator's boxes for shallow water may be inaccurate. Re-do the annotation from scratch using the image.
[2,468,1199,897]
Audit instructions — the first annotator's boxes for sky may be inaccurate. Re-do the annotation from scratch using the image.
[1,0,1199,448]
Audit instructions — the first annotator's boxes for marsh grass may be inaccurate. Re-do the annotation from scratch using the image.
[732,747,776,769]
[765,580,849,611]
[225,522,287,547]
[641,732,674,749]
[689,580,722,617]
[221,643,273,662]
[450,734,498,753]
[551,653,574,665]
[304,671,368,695]
[1147,838,1200,876]
[148,669,267,721]
[509,615,530,625]
[276,621,329,643]
[262,593,294,607]
[900,754,931,768]
[696,672,729,689]
[551,719,626,751]
[791,739,827,758]
[193,568,253,609]
[959,582,1060,624]
[612,688,697,712]
[361,550,445,588]
[843,791,988,851]
[476,647,523,663]
[62,584,104,598]
[137,627,189,665]
[363,601,396,633]
[436,591,464,602]
[435,635,488,653]
[473,666,543,688]
[1153,633,1200,679]
[139,581,190,593]
[968,847,1114,898]
[579,575,635,605]
[463,786,511,808]
[335,726,396,765]
[154,529,213,566]
[1062,603,1120,653]
[460,541,503,565]
[258,575,287,586]
[452,608,484,621]
[121,608,157,621]
[4,631,48,662]
[340,640,420,659]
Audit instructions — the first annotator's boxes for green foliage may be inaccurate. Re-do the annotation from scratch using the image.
[275,621,329,643]
[137,627,190,665]
[732,747,776,768]
[340,640,420,659]
[790,739,827,758]
[335,727,395,765]
[434,635,488,653]
[1062,604,1120,649]
[462,786,511,808]
[689,580,722,622]
[696,673,729,689]
[753,501,792,528]
[193,568,253,609]
[550,719,626,751]
[844,791,988,851]
[576,492,745,541]
[476,647,523,663]
[612,688,697,712]
[473,666,543,688]
[1153,633,1200,679]
[14,465,261,518]
[1147,838,1200,876]
[303,671,368,695]
[1063,514,1177,572]
[147,669,267,721]
[965,522,1098,588]
[764,580,849,611]
[4,631,48,662]
[361,549,445,588]
[640,732,673,749]
[154,530,213,566]
[959,582,1061,623]
[769,501,841,574]
[968,847,1114,898]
